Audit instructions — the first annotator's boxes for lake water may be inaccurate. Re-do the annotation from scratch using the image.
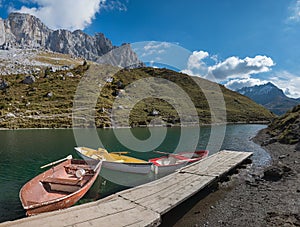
[0,124,270,223]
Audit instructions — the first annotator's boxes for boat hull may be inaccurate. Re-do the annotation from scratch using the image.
[19,159,101,216]
[24,189,89,216]
[149,150,209,176]
[100,167,155,187]
[153,161,188,176]
[102,161,152,174]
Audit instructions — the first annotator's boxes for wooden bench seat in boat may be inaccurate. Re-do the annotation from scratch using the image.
[41,177,88,193]
[42,177,83,186]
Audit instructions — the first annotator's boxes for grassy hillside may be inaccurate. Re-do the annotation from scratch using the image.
[267,105,300,144]
[0,66,274,129]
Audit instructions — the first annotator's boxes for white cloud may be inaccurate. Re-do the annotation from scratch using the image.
[142,41,172,57]
[101,0,127,11]
[181,68,199,77]
[269,70,300,98]
[181,52,275,82]
[187,50,209,69]
[132,41,192,70]
[180,50,209,77]
[13,0,104,31]
[288,0,300,22]
[207,55,275,80]
[133,41,173,63]
[224,77,268,91]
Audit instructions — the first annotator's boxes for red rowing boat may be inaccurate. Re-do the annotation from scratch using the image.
[149,150,209,175]
[19,157,101,216]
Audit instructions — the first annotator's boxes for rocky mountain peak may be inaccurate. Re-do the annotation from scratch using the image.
[238,83,284,99]
[0,13,143,68]
[5,12,51,48]
[237,83,300,115]
[8,12,47,29]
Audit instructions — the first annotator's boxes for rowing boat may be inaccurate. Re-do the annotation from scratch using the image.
[149,150,209,175]
[75,147,152,174]
[19,157,101,216]
[75,147,154,187]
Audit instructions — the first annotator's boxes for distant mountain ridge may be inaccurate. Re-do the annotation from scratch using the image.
[0,13,143,67]
[237,82,300,115]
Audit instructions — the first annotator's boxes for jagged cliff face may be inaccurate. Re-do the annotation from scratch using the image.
[6,13,51,47]
[0,18,7,45]
[46,29,114,61]
[0,13,142,67]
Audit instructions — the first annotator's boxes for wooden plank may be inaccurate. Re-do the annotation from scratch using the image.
[42,177,82,186]
[70,204,160,227]
[133,174,214,214]
[117,172,198,201]
[118,173,214,202]
[180,150,252,177]
[1,195,160,227]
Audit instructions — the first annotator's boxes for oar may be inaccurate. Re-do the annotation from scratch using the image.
[110,151,130,155]
[40,155,73,169]
[93,160,102,172]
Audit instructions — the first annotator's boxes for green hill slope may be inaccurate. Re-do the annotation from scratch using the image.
[0,66,274,128]
[267,105,300,144]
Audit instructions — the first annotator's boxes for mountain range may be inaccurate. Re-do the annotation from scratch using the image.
[0,13,142,67]
[0,13,276,128]
[237,82,300,116]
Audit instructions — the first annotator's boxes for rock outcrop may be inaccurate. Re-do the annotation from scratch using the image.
[267,104,300,145]
[0,13,143,68]
[22,75,36,84]
[0,78,8,90]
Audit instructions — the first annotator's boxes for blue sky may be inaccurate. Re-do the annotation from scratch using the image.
[1,0,300,98]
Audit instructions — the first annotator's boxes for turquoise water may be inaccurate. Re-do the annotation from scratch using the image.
[0,124,269,223]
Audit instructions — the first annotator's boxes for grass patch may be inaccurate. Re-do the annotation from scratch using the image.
[0,66,275,129]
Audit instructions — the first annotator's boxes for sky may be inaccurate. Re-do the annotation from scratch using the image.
[1,0,300,98]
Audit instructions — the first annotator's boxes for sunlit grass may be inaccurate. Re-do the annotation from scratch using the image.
[0,66,275,129]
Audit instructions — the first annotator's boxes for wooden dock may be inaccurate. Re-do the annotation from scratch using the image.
[1,150,252,227]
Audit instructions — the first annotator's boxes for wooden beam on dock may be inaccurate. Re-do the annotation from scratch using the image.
[180,150,253,177]
[0,150,252,227]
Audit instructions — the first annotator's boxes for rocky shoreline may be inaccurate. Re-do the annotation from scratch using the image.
[173,128,300,226]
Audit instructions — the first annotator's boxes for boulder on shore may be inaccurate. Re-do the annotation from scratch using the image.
[23,75,36,84]
[0,79,9,90]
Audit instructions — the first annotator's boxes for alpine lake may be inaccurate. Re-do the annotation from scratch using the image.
[0,124,270,223]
